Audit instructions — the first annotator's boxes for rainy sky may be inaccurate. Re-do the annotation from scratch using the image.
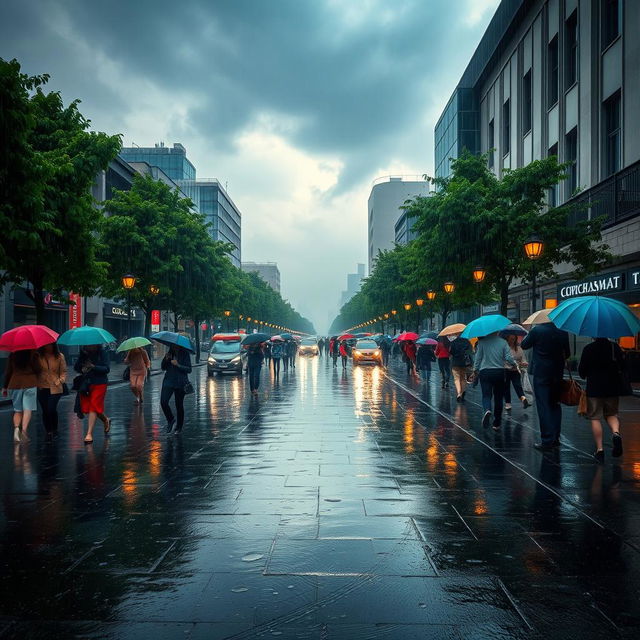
[0,0,499,332]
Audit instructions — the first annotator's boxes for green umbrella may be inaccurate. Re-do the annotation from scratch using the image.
[57,326,116,346]
[116,337,152,352]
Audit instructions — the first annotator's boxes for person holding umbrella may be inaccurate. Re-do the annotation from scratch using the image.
[404,339,417,375]
[449,335,474,401]
[502,334,530,411]
[271,338,284,379]
[416,341,435,380]
[329,337,339,368]
[2,350,41,443]
[124,345,151,404]
[339,340,349,369]
[247,343,265,395]
[435,338,451,388]
[74,344,111,443]
[37,343,68,441]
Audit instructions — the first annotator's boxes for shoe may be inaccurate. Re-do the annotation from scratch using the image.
[534,443,554,452]
[13,428,21,443]
[84,437,93,444]
[612,433,623,457]
[593,449,605,463]
[505,403,512,411]
[461,391,466,401]
[104,418,111,435]
[456,395,462,402]
[173,425,182,434]
[166,418,176,433]
[552,439,561,448]
[481,411,492,428]
[492,424,501,432]
[521,396,530,409]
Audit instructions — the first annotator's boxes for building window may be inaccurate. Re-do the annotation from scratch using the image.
[548,36,559,107]
[602,0,622,50]
[604,91,621,176]
[565,11,578,89]
[502,100,510,156]
[488,118,495,168]
[565,127,578,198]
[522,70,532,134]
[548,143,558,206]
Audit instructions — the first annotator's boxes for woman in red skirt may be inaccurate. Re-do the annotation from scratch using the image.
[74,344,111,443]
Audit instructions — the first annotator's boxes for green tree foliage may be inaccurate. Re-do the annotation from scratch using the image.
[0,57,121,323]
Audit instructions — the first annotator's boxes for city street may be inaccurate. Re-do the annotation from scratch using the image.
[1,355,640,639]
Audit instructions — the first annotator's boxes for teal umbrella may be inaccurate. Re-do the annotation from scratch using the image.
[116,336,152,352]
[461,315,511,339]
[549,295,640,338]
[57,326,116,346]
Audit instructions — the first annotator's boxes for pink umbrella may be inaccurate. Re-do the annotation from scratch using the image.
[0,324,59,352]
[397,332,419,341]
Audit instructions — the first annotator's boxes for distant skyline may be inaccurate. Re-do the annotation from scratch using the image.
[0,0,500,332]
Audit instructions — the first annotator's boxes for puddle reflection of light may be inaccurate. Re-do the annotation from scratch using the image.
[473,495,488,515]
[122,465,137,507]
[444,452,458,476]
[353,366,364,415]
[426,434,439,472]
[633,462,640,480]
[149,440,161,478]
[404,409,415,454]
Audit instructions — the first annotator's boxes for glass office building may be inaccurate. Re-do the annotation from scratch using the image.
[120,143,196,181]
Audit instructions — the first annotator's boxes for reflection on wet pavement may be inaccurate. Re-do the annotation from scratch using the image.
[1,354,639,638]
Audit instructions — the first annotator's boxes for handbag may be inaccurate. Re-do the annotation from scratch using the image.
[559,369,583,406]
[123,366,131,381]
[61,382,69,396]
[183,381,194,395]
[577,390,588,417]
[612,343,633,396]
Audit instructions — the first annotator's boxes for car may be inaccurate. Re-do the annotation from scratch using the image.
[352,339,382,366]
[298,337,319,356]
[207,338,243,375]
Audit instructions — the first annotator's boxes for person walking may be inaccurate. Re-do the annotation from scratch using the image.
[287,339,298,369]
[247,343,265,395]
[271,340,284,378]
[416,343,435,380]
[330,337,339,368]
[160,345,192,434]
[435,338,451,388]
[404,340,417,375]
[473,333,516,431]
[124,347,150,404]
[74,345,111,444]
[503,335,530,411]
[36,343,67,441]
[521,321,571,451]
[318,337,325,357]
[2,350,41,443]
[578,338,627,462]
[379,339,390,367]
[449,335,473,401]
[263,341,272,367]
[339,340,349,369]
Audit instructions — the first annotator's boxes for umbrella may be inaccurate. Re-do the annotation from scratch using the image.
[58,326,116,346]
[421,331,439,340]
[499,323,528,337]
[461,315,511,339]
[150,331,195,352]
[397,332,419,341]
[243,333,270,345]
[416,337,438,346]
[280,333,293,340]
[439,323,467,337]
[116,336,152,352]
[522,309,553,326]
[338,334,355,341]
[270,335,284,342]
[548,295,640,338]
[0,324,59,352]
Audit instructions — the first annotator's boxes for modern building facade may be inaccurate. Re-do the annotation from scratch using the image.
[241,262,281,292]
[435,0,640,361]
[340,263,366,308]
[368,177,430,271]
[120,142,196,181]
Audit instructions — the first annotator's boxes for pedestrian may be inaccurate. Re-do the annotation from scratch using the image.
[472,333,516,431]
[435,337,451,388]
[416,343,435,380]
[449,335,473,401]
[578,338,627,462]
[263,341,272,366]
[503,335,530,411]
[36,343,67,441]
[2,349,41,443]
[271,340,284,378]
[318,337,325,356]
[124,347,150,404]
[287,339,297,369]
[379,338,391,367]
[330,337,339,368]
[160,345,192,434]
[339,340,349,369]
[521,321,571,451]
[404,340,417,375]
[74,344,111,444]
[247,343,265,395]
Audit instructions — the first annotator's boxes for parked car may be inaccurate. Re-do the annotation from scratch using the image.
[352,339,382,366]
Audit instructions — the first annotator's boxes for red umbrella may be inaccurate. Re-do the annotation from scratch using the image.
[338,333,355,341]
[270,335,284,342]
[397,332,419,341]
[0,324,59,352]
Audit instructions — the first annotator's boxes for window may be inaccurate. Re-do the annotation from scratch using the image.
[565,11,578,88]
[488,119,495,168]
[522,70,532,134]
[602,0,622,50]
[548,143,558,206]
[548,36,559,107]
[502,100,510,156]
[604,92,621,176]
[565,128,578,198]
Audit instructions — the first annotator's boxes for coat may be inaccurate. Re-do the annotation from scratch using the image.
[37,353,68,394]
[578,338,626,398]
[449,337,473,368]
[521,323,570,383]
[161,348,192,389]
[74,348,110,386]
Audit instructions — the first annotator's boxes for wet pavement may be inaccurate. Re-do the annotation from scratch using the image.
[1,355,640,639]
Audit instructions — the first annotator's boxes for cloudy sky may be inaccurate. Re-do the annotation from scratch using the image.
[1,0,499,332]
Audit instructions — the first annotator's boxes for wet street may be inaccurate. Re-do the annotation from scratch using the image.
[2,355,640,639]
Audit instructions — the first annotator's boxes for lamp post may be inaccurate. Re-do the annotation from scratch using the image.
[391,309,397,335]
[224,310,231,331]
[415,299,424,333]
[121,273,136,339]
[524,236,544,313]
[472,266,486,284]
[426,290,436,330]
[443,281,455,294]
[403,304,411,333]
[238,314,243,332]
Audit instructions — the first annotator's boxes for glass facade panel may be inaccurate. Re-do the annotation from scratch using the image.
[522,70,532,134]
[565,11,578,88]
[601,0,621,50]
[548,36,559,108]
[604,92,622,176]
[566,127,578,198]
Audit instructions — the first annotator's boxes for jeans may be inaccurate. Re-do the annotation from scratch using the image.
[249,364,262,391]
[273,358,281,376]
[37,388,62,433]
[479,368,506,426]
[504,369,525,403]
[438,358,451,385]
[532,377,562,445]
[161,384,186,430]
[332,354,338,367]
[419,360,432,379]
[341,355,348,368]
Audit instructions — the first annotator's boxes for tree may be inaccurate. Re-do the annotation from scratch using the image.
[0,58,122,323]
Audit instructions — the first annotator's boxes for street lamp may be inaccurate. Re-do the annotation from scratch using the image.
[443,282,455,294]
[121,273,136,338]
[149,284,160,296]
[238,314,243,331]
[416,299,424,333]
[224,310,231,331]
[426,290,436,330]
[472,266,486,284]
[403,303,411,332]
[391,309,397,335]
[524,235,544,313]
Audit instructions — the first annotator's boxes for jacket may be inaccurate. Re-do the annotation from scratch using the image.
[339,343,348,357]
[404,342,417,360]
[578,338,626,398]
[124,348,150,375]
[3,351,42,389]
[521,323,570,383]
[37,353,67,394]
[416,345,435,367]
[435,342,450,359]
[271,343,284,358]
[473,335,516,371]
[247,346,264,368]
[449,337,473,368]
[161,348,192,388]
[74,348,110,386]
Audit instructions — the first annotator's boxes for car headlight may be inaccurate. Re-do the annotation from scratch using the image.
[374,350,380,356]
[208,357,214,364]
[354,350,361,355]
[230,355,241,362]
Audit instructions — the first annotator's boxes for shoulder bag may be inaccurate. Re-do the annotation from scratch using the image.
[559,368,583,406]
[183,381,194,395]
[613,343,633,396]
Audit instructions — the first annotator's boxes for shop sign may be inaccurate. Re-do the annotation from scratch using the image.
[151,310,160,333]
[481,303,500,314]
[68,293,83,329]
[558,272,624,300]
[627,269,640,291]
[104,303,138,319]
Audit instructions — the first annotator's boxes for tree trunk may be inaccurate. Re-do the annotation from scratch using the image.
[194,318,201,363]
[499,279,511,317]
[25,281,46,325]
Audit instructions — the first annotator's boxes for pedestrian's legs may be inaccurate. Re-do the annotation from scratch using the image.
[85,412,97,442]
[452,367,467,397]
[174,388,186,431]
[274,358,280,377]
[532,379,558,445]
[21,409,32,436]
[606,414,620,434]
[504,371,513,404]
[491,371,506,426]
[479,371,493,413]
[342,355,347,369]
[160,385,175,425]
[591,419,604,451]
[38,388,52,433]
[443,359,451,386]
[48,393,61,433]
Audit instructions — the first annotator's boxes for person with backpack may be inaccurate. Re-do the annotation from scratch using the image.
[435,337,451,388]
[416,343,436,380]
[449,335,474,401]
[271,340,284,379]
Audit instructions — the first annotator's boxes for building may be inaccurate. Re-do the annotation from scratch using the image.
[241,262,280,292]
[435,0,640,363]
[120,142,196,181]
[340,263,366,308]
[368,176,430,271]
[395,207,425,246]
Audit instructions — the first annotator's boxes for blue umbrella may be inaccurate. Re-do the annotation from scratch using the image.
[58,326,116,346]
[150,331,195,352]
[548,296,640,338]
[461,315,511,339]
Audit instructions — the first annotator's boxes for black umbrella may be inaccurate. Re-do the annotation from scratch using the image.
[243,333,270,345]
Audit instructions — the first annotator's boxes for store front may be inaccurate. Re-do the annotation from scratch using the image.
[12,289,69,333]
[102,303,144,343]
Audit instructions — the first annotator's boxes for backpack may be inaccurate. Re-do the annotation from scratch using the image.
[271,343,284,358]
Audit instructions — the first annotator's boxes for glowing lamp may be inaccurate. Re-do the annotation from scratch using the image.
[121,274,136,290]
[524,236,544,260]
